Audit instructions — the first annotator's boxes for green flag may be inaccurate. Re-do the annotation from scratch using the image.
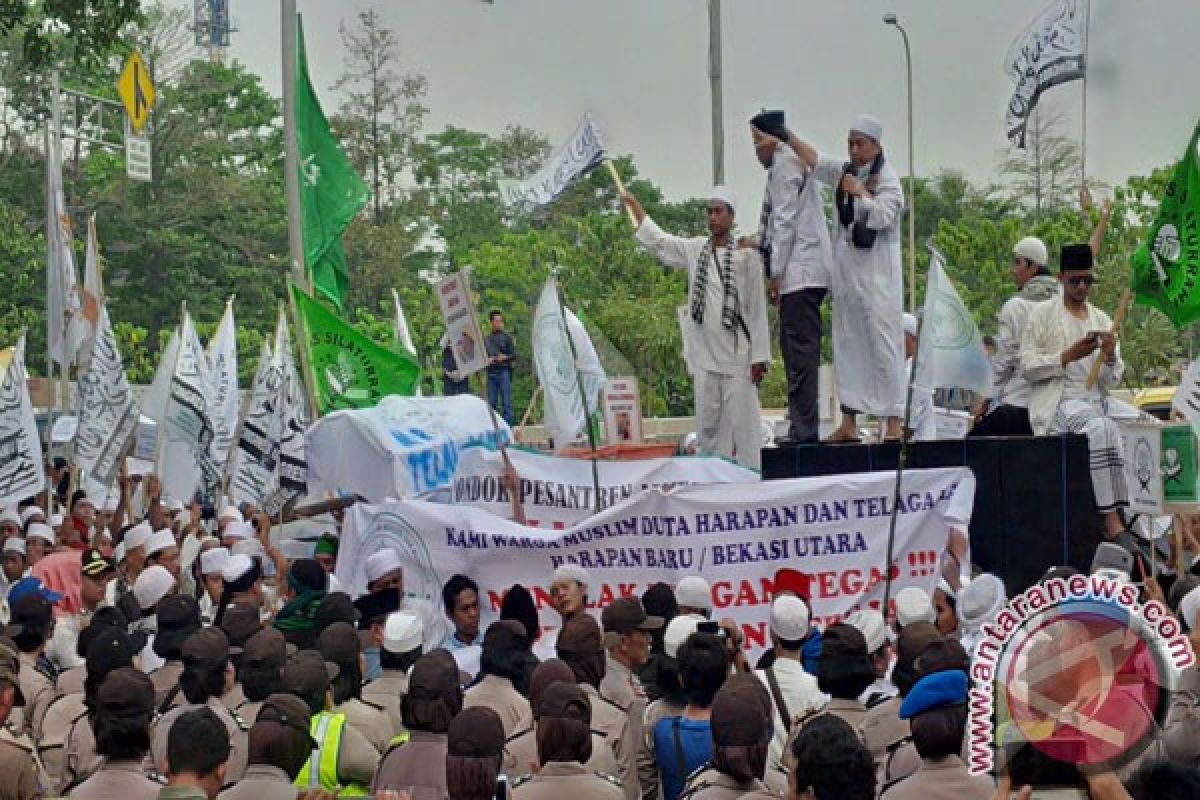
[292,284,421,414]
[1131,123,1200,328]
[295,15,369,308]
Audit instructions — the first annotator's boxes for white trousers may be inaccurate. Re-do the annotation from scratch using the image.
[694,369,762,471]
[1050,396,1140,512]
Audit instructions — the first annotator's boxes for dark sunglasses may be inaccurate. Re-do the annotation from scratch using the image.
[1066,275,1095,287]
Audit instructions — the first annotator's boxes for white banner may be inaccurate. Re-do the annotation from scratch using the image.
[306,395,510,501]
[533,278,606,449]
[262,313,310,517]
[1004,0,1087,148]
[436,271,489,378]
[229,338,279,507]
[340,467,975,659]
[163,313,220,500]
[916,249,993,395]
[450,446,758,528]
[498,112,607,210]
[0,334,44,507]
[207,298,239,470]
[73,306,139,486]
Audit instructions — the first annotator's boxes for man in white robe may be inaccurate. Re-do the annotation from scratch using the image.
[772,115,906,441]
[1020,243,1140,540]
[621,187,771,470]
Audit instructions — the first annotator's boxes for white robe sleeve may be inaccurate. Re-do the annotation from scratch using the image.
[993,298,1021,392]
[813,154,844,188]
[634,216,693,272]
[741,250,771,366]
[857,176,904,230]
[1091,308,1125,389]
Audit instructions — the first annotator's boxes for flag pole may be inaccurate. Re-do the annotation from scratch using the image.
[282,0,308,293]
[1080,0,1091,193]
[554,276,604,515]
[285,291,322,422]
[1084,288,1132,390]
[605,161,638,227]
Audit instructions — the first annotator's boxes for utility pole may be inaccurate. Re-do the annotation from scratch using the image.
[281,0,305,288]
[707,0,724,186]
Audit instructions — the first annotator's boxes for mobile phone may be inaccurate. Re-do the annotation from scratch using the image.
[697,620,721,635]
[495,774,508,800]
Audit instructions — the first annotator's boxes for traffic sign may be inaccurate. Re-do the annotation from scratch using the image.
[126,134,152,182]
[117,51,155,132]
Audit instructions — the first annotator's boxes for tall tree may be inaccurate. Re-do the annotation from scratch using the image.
[998,106,1082,220]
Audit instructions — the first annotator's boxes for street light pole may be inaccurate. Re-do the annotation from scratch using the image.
[884,13,916,312]
[708,0,724,186]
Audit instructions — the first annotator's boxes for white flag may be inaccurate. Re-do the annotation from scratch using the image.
[392,289,417,357]
[532,277,606,449]
[228,336,278,507]
[162,312,221,500]
[46,136,83,368]
[73,306,138,486]
[498,112,607,210]
[0,334,45,507]
[207,298,239,469]
[1004,0,1087,148]
[915,250,993,396]
[143,326,181,424]
[73,214,104,370]
[261,312,310,517]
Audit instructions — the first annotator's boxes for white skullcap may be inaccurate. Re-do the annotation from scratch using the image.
[199,547,231,576]
[222,553,255,584]
[222,520,254,541]
[894,587,936,627]
[850,114,883,142]
[218,506,243,524]
[664,614,704,659]
[770,595,811,641]
[365,549,404,583]
[552,563,589,587]
[133,565,176,610]
[113,541,127,563]
[20,506,44,524]
[709,185,737,214]
[26,523,56,544]
[1180,586,1200,632]
[845,608,887,653]
[958,574,1006,633]
[903,313,918,337]
[936,577,957,600]
[383,610,424,654]
[50,513,64,528]
[124,522,152,551]
[3,537,25,556]
[675,576,713,612]
[231,539,264,559]
[0,509,20,527]
[1013,236,1048,267]
[145,529,176,557]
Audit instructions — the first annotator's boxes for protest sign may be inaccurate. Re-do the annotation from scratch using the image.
[450,446,757,527]
[436,271,489,378]
[340,467,974,659]
[602,377,643,445]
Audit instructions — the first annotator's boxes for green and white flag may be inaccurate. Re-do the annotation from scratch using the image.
[293,285,421,415]
[532,277,606,449]
[915,248,992,395]
[295,15,369,308]
[1131,123,1200,328]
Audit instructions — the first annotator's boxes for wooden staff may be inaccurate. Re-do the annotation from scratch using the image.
[606,161,638,227]
[1085,289,1133,390]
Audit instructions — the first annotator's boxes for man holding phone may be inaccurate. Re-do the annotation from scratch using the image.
[1020,243,1142,542]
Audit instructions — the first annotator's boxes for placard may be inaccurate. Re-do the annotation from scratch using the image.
[602,377,643,445]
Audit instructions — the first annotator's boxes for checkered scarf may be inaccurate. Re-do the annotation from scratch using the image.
[690,240,739,334]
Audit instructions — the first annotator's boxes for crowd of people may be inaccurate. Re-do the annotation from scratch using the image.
[1,473,1200,800]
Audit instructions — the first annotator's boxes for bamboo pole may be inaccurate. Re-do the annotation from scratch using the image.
[1085,288,1132,390]
[606,161,638,227]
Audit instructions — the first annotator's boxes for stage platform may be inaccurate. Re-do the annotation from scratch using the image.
[761,435,1102,592]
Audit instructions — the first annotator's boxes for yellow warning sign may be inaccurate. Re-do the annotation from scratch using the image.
[117,51,155,132]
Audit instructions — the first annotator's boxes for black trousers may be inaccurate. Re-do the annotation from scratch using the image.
[968,403,1033,437]
[779,288,827,442]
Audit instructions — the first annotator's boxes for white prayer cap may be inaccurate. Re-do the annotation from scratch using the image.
[552,563,589,587]
[26,523,56,544]
[1013,236,1048,267]
[383,610,424,654]
[675,576,713,612]
[2,537,25,556]
[199,547,231,576]
[850,114,883,142]
[222,553,255,584]
[958,574,1007,633]
[125,522,153,551]
[231,539,265,561]
[365,549,405,583]
[222,520,254,542]
[709,185,737,214]
[218,506,244,524]
[894,587,936,627]
[133,565,176,610]
[20,506,45,524]
[664,614,703,659]
[770,595,811,641]
[845,608,887,653]
[145,529,177,557]
[1181,586,1200,631]
[50,513,64,528]
[903,313,918,337]
[0,509,20,527]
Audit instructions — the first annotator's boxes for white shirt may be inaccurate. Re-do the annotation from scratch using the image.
[635,216,770,376]
[992,275,1060,407]
[764,144,832,294]
[756,657,828,770]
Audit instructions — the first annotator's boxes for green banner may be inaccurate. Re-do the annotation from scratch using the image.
[1163,424,1199,505]
[293,285,421,414]
[1131,123,1200,328]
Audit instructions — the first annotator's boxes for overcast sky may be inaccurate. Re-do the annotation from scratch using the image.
[170,0,1200,212]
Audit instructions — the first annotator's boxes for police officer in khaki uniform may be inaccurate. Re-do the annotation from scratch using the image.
[638,615,699,800]
[863,623,941,790]
[362,611,422,737]
[67,668,161,800]
[511,681,622,800]
[228,628,290,727]
[504,658,619,779]
[601,597,661,794]
[463,620,532,736]
[678,674,778,800]
[556,613,638,800]
[317,622,391,754]
[0,636,37,800]
[215,693,315,800]
[149,595,202,710]
[371,649,461,795]
[6,585,59,742]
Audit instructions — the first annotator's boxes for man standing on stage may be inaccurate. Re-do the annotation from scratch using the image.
[485,310,516,424]
[621,188,770,470]
[1021,243,1137,541]
[774,116,906,442]
[751,109,832,444]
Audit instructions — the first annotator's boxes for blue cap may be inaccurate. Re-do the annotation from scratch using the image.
[7,577,65,605]
[899,669,968,719]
